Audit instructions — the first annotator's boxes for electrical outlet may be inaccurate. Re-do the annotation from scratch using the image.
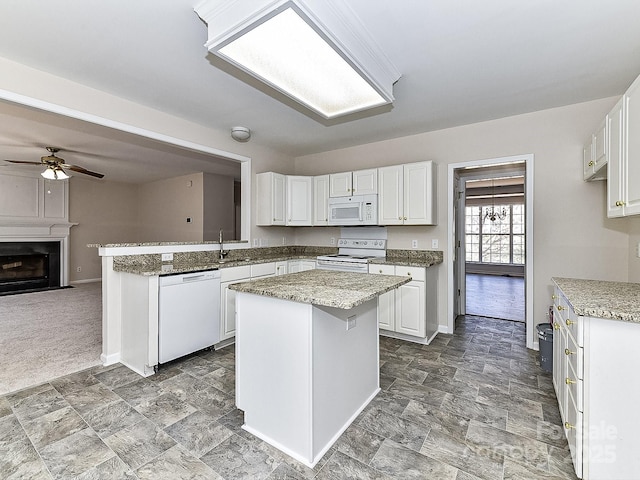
[431,239,439,249]
[330,237,336,246]
[252,238,259,247]
[282,236,287,245]
[411,239,418,249]
[161,253,173,261]
[346,315,356,330]
[76,266,81,273]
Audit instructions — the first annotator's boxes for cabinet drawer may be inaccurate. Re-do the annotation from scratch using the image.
[563,308,583,348]
[220,265,252,282]
[369,264,396,275]
[565,361,583,412]
[396,266,426,281]
[564,332,583,380]
[251,262,276,278]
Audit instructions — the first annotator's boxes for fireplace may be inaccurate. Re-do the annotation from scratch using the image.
[0,241,61,294]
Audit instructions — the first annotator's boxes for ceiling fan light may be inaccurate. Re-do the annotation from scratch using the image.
[41,167,57,180]
[54,168,70,180]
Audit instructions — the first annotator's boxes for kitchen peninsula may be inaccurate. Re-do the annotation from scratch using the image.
[230,269,410,467]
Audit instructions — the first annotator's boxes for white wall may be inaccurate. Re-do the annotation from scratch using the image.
[203,172,235,242]
[293,97,633,343]
[628,218,640,282]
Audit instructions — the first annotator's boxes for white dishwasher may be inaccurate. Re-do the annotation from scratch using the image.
[158,270,221,363]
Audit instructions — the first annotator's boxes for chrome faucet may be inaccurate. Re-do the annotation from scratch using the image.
[219,228,229,260]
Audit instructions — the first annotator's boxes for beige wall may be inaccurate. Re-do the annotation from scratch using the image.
[137,173,205,243]
[628,218,640,282]
[203,173,234,242]
[69,177,140,281]
[293,97,634,341]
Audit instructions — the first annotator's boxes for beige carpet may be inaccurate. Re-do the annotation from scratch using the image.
[0,282,102,395]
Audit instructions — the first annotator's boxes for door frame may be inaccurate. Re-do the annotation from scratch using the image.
[447,154,535,349]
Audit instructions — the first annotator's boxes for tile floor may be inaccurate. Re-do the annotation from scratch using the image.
[0,315,578,479]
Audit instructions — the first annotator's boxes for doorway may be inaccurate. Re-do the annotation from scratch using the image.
[447,155,535,349]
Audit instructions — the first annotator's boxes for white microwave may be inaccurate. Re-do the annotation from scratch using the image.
[328,194,378,226]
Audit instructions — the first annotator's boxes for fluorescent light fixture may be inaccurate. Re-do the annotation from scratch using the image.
[195,0,401,119]
[41,166,69,180]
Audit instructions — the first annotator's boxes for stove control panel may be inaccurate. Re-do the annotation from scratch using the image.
[337,238,386,249]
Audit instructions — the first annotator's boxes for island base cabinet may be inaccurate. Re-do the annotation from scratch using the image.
[235,292,379,468]
[553,285,640,479]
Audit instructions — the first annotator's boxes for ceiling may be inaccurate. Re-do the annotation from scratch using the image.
[0,0,639,183]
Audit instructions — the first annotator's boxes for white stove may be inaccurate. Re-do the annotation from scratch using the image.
[316,238,386,273]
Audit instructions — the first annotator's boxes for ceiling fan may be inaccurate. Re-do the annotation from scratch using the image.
[5,147,104,179]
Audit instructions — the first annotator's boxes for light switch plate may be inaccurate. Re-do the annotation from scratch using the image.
[431,239,439,249]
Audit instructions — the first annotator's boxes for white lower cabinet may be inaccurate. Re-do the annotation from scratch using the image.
[369,264,437,342]
[552,285,640,479]
[220,265,252,342]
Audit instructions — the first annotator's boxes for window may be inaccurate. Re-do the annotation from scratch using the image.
[465,204,524,264]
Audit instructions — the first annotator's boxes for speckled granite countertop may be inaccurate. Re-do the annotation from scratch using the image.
[229,269,410,309]
[111,246,444,276]
[552,277,640,323]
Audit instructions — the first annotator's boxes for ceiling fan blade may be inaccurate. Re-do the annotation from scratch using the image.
[66,164,104,178]
[4,159,43,165]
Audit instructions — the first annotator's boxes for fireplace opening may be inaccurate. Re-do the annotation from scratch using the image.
[0,241,61,295]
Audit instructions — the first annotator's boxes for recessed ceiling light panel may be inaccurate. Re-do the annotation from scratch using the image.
[195,0,401,119]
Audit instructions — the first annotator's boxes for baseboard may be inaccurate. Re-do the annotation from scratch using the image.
[438,325,451,334]
[100,352,120,366]
[70,278,102,285]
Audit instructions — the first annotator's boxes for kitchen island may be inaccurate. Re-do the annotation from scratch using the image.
[230,269,410,467]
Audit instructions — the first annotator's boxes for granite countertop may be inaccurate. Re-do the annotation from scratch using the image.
[114,254,319,276]
[552,277,640,323]
[229,269,410,309]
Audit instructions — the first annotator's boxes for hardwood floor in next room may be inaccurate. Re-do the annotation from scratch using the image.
[466,274,525,322]
[0,315,576,479]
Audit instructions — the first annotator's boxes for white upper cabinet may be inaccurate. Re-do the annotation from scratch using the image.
[286,175,313,226]
[607,73,640,218]
[583,117,607,181]
[329,169,377,197]
[378,161,437,226]
[313,175,330,226]
[256,172,286,226]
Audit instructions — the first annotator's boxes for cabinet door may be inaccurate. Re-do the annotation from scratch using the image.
[256,172,286,225]
[286,176,313,226]
[353,168,377,195]
[299,260,316,271]
[404,161,437,225]
[607,98,625,218]
[378,165,403,225]
[395,280,426,337]
[329,172,352,197]
[275,261,288,275]
[593,118,607,173]
[313,175,330,225]
[624,77,640,216]
[288,260,301,273]
[582,138,594,180]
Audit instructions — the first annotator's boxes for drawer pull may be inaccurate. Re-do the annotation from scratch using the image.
[565,422,575,430]
[553,322,560,330]
[552,294,557,300]
[565,348,574,356]
[565,377,576,385]
[557,305,564,311]
[566,319,575,326]
[379,270,383,274]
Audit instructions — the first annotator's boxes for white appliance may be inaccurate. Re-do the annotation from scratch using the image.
[158,270,221,363]
[316,237,386,273]
[328,194,378,226]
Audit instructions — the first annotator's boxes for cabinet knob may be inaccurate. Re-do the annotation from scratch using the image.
[564,348,574,356]
[379,269,383,273]
[406,272,411,276]
[565,377,576,385]
[557,305,564,311]
[615,200,625,207]
[553,322,560,330]
[552,295,557,300]
[404,217,407,220]
[398,216,402,220]
[564,422,575,430]
[588,160,594,167]
[565,318,575,326]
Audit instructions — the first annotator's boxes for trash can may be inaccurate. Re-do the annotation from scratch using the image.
[537,323,553,373]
